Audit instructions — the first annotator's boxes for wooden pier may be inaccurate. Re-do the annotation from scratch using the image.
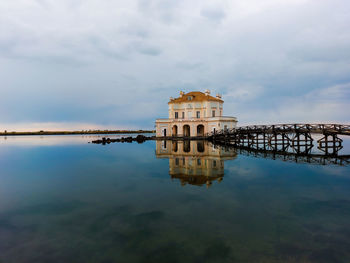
[208,124,350,155]
[214,144,350,166]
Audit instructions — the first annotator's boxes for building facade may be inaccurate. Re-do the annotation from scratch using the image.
[155,90,237,137]
[155,140,237,188]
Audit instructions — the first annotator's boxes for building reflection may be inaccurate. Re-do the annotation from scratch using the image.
[155,140,237,188]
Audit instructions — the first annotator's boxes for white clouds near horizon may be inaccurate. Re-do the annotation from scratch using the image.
[0,0,349,130]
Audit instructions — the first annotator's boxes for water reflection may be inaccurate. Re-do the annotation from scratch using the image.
[0,137,350,262]
[156,140,236,187]
[0,134,148,146]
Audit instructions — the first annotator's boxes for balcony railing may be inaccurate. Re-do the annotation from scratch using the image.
[156,116,237,122]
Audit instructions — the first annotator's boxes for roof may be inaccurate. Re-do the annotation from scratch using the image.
[170,174,224,187]
[168,91,223,104]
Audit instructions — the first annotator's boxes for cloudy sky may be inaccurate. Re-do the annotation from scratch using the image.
[0,0,349,130]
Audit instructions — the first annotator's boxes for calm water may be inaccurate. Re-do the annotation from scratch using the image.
[0,135,350,263]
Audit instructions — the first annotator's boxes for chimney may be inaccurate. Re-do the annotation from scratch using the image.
[204,89,210,96]
[169,96,174,101]
[179,91,184,97]
[216,93,222,99]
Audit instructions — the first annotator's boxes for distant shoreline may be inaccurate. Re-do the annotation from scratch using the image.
[0,130,155,136]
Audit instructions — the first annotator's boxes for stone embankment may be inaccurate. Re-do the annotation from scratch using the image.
[91,135,154,145]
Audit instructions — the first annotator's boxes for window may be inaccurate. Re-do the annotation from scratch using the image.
[182,112,185,119]
[196,111,200,118]
[188,111,192,118]
[162,140,167,149]
[197,159,201,165]
[187,96,193,101]
[175,112,178,119]
[212,110,215,117]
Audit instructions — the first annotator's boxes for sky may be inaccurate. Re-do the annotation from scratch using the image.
[0,0,349,131]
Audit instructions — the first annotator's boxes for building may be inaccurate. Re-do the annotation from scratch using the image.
[155,90,237,137]
[155,140,237,188]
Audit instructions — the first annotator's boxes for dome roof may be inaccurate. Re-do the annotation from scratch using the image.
[168,91,223,104]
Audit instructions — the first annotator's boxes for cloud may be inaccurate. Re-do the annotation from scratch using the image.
[226,82,350,125]
[0,0,349,129]
[0,122,136,132]
[200,6,226,22]
[275,83,350,123]
[224,85,263,102]
[132,42,162,56]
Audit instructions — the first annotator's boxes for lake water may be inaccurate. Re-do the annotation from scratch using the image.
[0,135,350,263]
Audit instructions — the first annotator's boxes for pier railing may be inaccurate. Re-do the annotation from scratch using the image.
[208,123,350,155]
[208,124,350,136]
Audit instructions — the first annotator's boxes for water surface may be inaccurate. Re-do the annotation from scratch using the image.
[0,135,350,263]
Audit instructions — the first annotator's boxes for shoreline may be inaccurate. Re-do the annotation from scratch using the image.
[0,130,155,136]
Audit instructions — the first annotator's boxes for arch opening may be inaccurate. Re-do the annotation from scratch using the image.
[197,124,205,136]
[197,141,205,152]
[172,125,178,136]
[183,125,191,137]
[183,140,191,153]
[172,141,178,152]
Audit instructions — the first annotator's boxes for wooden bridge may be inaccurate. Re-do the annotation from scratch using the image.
[214,144,350,166]
[208,124,350,155]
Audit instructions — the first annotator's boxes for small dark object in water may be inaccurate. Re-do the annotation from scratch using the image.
[135,135,147,143]
[121,136,133,143]
[91,135,152,145]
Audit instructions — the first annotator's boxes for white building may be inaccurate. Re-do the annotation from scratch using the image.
[155,140,237,187]
[155,90,237,137]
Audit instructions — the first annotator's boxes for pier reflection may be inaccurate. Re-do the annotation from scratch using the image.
[155,140,237,188]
